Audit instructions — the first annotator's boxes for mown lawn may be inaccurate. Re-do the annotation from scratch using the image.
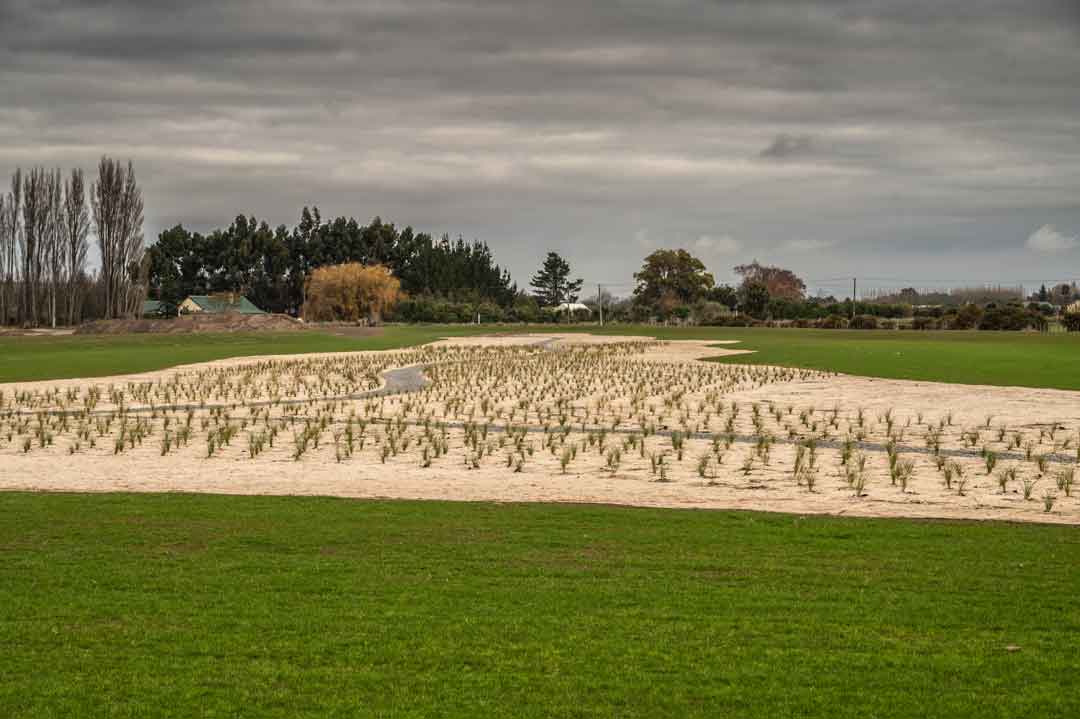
[583,326,1080,391]
[0,325,495,383]
[0,493,1077,717]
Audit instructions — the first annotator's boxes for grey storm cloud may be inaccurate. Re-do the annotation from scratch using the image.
[2,0,1079,294]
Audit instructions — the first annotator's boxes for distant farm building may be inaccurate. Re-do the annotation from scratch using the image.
[179,295,266,315]
[142,300,168,318]
[552,302,592,315]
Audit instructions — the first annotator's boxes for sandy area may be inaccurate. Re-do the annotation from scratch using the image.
[2,333,1078,525]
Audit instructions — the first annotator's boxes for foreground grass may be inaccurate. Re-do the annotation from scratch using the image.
[4,324,1080,390]
[1,493,1078,717]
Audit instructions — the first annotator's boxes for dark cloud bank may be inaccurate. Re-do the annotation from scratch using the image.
[2,0,1079,294]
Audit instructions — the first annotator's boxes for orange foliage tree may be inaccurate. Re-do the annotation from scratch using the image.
[303,263,401,324]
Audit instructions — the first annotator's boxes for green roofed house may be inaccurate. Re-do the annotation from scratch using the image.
[142,299,168,318]
[179,294,266,315]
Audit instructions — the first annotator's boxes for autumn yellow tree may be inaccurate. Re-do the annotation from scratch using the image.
[303,263,401,324]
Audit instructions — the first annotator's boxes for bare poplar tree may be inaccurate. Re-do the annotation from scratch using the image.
[63,168,91,325]
[0,194,7,325]
[44,169,64,327]
[1,169,22,325]
[21,168,51,326]
[92,157,144,319]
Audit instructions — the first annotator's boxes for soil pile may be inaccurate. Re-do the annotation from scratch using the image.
[75,313,305,335]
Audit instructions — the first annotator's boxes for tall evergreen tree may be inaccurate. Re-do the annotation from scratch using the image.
[530,252,582,307]
[146,208,518,315]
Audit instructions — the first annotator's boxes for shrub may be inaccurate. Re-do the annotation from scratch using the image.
[708,314,755,327]
[1062,312,1080,332]
[818,314,847,329]
[693,300,733,326]
[303,263,401,323]
[911,316,939,330]
[949,303,983,329]
[849,315,879,330]
[977,304,1035,331]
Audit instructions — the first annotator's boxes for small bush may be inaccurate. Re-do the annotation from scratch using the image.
[818,315,847,329]
[977,304,1036,331]
[949,304,983,329]
[848,315,878,330]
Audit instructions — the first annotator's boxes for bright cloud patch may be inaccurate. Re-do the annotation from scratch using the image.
[780,238,836,252]
[1026,225,1077,254]
[694,235,741,254]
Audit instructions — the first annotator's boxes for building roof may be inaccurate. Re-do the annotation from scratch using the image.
[142,299,167,315]
[183,295,266,314]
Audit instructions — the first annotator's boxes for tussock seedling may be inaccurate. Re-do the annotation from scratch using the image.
[942,460,957,490]
[1021,474,1039,501]
[605,447,622,475]
[847,453,868,497]
[892,458,915,492]
[697,453,714,482]
[649,453,671,482]
[1043,491,1056,513]
[942,461,966,494]
[670,431,685,461]
[1054,467,1074,497]
[955,471,969,497]
[793,444,807,480]
[997,466,1017,494]
[840,436,855,465]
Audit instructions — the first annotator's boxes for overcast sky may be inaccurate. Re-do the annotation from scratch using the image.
[2,0,1079,296]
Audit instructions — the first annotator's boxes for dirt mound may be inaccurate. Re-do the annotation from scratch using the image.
[75,313,306,335]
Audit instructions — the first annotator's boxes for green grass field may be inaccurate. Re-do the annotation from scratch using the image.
[4,324,1080,390]
[0,325,495,383]
[4,328,1080,715]
[587,326,1080,390]
[2,493,1078,718]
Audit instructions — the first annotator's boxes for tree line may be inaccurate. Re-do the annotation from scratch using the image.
[0,158,145,327]
[4,161,1068,332]
[615,249,1065,331]
[148,208,517,315]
